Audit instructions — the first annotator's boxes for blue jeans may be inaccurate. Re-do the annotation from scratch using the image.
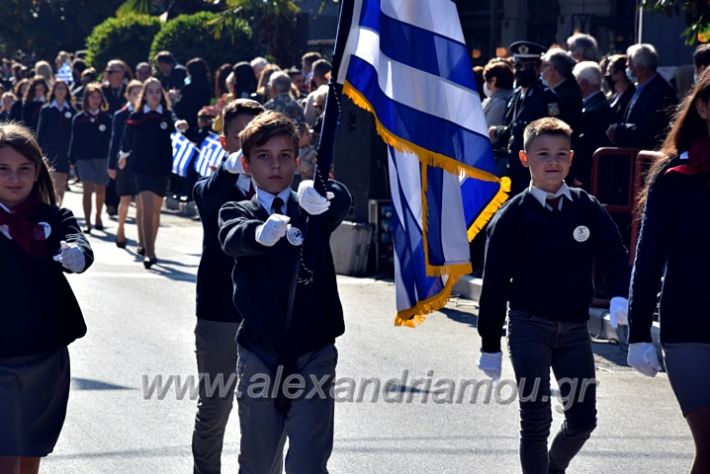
[507,311,598,474]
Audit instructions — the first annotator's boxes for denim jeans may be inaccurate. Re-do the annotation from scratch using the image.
[507,310,598,474]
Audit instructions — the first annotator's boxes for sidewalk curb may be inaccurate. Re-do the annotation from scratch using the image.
[453,275,662,355]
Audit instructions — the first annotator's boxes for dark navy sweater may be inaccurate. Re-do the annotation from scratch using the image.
[121,110,174,176]
[218,181,352,358]
[67,111,112,162]
[478,188,630,353]
[628,159,710,344]
[36,104,76,165]
[193,166,248,322]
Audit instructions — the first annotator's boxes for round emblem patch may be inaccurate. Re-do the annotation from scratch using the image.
[160,121,168,130]
[573,225,590,242]
[98,123,107,132]
[64,111,72,119]
[286,226,304,246]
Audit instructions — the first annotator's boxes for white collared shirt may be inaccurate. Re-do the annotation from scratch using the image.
[50,99,70,111]
[256,187,291,215]
[143,104,164,114]
[529,182,573,211]
[0,201,11,240]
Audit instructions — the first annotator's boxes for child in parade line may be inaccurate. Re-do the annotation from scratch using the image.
[36,80,76,205]
[477,117,630,474]
[21,76,49,132]
[120,77,174,269]
[107,80,143,251]
[190,98,264,474]
[0,123,93,474]
[627,71,710,474]
[67,83,111,233]
[218,111,351,473]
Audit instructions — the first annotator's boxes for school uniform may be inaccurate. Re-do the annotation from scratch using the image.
[190,161,252,473]
[478,183,629,474]
[108,104,137,197]
[21,98,45,132]
[121,105,175,197]
[0,200,93,456]
[67,109,112,186]
[37,101,77,173]
[218,181,351,473]
[629,153,710,416]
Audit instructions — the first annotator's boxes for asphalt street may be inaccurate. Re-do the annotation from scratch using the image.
[42,187,693,473]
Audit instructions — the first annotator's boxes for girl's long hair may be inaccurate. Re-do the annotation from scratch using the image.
[637,69,710,212]
[0,122,56,206]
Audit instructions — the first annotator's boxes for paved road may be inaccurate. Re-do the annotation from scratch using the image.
[43,188,693,473]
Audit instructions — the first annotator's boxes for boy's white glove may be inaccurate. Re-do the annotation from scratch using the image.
[477,352,502,381]
[609,296,629,328]
[255,214,290,247]
[627,342,661,377]
[297,180,330,216]
[53,240,85,273]
[224,151,244,174]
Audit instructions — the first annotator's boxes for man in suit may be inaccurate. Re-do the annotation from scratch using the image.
[607,43,677,151]
[572,61,611,189]
[489,41,564,195]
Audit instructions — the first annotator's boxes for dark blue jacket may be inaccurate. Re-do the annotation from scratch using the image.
[478,187,630,353]
[68,110,112,163]
[36,104,76,168]
[628,158,710,344]
[193,165,248,323]
[218,181,351,358]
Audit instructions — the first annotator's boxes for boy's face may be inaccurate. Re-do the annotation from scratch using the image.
[241,135,298,194]
[220,114,255,154]
[518,134,573,193]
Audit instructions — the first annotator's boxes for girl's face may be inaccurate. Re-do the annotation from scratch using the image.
[34,84,46,99]
[126,87,141,107]
[87,91,101,111]
[145,83,162,109]
[0,146,39,209]
[54,84,68,102]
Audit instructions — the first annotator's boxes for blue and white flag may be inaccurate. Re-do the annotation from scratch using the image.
[194,132,226,177]
[335,0,510,326]
[171,132,197,177]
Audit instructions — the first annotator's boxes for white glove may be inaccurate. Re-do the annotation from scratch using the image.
[609,296,629,329]
[255,214,290,247]
[477,352,502,381]
[224,150,244,174]
[297,180,330,216]
[627,342,661,377]
[53,240,85,273]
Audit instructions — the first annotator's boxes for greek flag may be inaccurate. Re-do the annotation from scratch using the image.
[56,62,74,86]
[195,132,226,177]
[335,0,510,326]
[171,132,197,177]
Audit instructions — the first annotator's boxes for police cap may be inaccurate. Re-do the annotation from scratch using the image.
[509,41,546,61]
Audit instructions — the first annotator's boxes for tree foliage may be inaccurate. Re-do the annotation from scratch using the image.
[149,11,254,72]
[0,0,125,59]
[85,14,162,70]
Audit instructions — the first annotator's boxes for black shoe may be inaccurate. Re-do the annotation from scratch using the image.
[137,246,145,256]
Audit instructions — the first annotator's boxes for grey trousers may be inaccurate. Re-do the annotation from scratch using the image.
[192,319,240,474]
[236,343,337,474]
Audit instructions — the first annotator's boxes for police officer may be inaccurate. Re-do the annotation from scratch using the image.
[489,41,562,195]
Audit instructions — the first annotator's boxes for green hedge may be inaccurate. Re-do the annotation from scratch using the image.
[150,12,254,73]
[85,15,162,70]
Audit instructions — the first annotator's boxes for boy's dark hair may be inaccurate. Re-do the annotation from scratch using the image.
[223,98,264,134]
[239,111,298,161]
[523,117,572,151]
